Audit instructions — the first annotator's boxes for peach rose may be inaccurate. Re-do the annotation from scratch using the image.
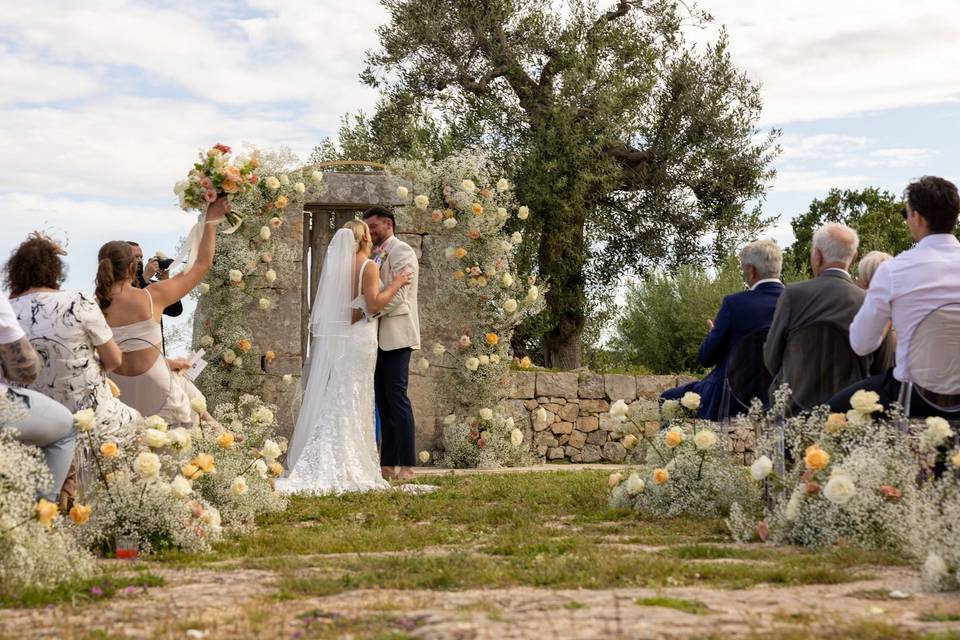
[70,503,92,525]
[468,230,481,240]
[453,271,464,280]
[217,432,235,448]
[224,165,241,182]
[431,209,443,222]
[472,203,484,215]
[221,179,239,194]
[275,195,288,209]
[653,468,669,484]
[99,442,119,459]
[804,444,830,471]
[486,332,499,346]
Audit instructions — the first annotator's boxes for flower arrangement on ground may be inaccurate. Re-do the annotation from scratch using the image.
[0,420,95,594]
[607,393,760,518]
[395,153,545,468]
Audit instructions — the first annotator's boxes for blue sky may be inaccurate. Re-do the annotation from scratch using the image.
[1,1,958,352]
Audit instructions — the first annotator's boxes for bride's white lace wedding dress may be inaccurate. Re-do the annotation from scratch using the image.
[276,231,390,495]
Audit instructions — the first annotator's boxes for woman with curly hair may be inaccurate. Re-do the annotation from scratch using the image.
[6,233,143,440]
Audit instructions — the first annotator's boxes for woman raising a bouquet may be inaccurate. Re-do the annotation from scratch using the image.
[95,196,228,427]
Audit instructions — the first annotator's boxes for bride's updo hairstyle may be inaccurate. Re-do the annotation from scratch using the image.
[95,240,136,310]
[343,219,373,255]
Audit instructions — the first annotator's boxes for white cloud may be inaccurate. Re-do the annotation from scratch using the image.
[697,0,960,124]
[771,170,872,193]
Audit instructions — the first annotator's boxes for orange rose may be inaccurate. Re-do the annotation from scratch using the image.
[181,464,202,479]
[70,503,92,525]
[99,442,119,459]
[804,444,830,471]
[664,428,684,448]
[472,203,484,215]
[519,356,532,369]
[653,468,670,484]
[269,462,284,477]
[275,195,288,209]
[221,179,239,194]
[217,432,235,449]
[192,453,215,473]
[486,333,499,346]
[236,339,252,353]
[36,499,58,528]
[265,350,276,363]
[454,247,467,259]
[453,271,464,280]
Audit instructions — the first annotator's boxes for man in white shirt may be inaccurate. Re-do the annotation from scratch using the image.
[829,176,960,416]
[0,289,76,501]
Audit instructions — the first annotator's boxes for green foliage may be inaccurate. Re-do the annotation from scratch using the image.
[329,0,778,366]
[609,257,744,374]
[784,187,915,277]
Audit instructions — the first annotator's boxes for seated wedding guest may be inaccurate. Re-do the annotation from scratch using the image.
[0,286,76,501]
[856,251,893,290]
[99,197,227,426]
[660,240,785,420]
[6,233,142,441]
[764,223,893,411]
[830,176,960,416]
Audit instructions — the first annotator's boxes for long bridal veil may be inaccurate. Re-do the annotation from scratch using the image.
[284,229,355,471]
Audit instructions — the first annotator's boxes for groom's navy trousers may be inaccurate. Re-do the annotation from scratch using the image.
[375,347,416,467]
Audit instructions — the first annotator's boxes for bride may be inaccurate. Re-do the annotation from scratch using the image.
[276,220,412,495]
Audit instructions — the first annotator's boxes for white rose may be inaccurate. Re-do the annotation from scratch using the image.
[293,181,306,194]
[432,343,446,357]
[490,354,501,364]
[922,416,955,449]
[479,408,493,421]
[500,273,514,288]
[222,349,237,364]
[510,428,524,446]
[849,389,883,414]
[228,269,243,283]
[609,399,629,421]
[478,354,490,365]
[199,335,214,348]
[262,439,282,461]
[511,231,523,244]
[310,170,323,184]
[279,174,290,187]
[694,429,717,450]
[418,450,431,464]
[144,415,168,432]
[143,428,169,449]
[73,408,96,433]
[444,246,456,260]
[461,179,476,192]
[443,414,457,426]
[497,207,508,221]
[499,240,512,253]
[661,399,680,420]
[625,473,645,496]
[505,417,514,428]
[496,178,510,192]
[252,407,274,426]
[282,374,293,385]
[681,392,701,412]
[201,507,221,531]
[443,218,458,229]
[414,195,429,209]
[231,476,249,496]
[170,475,192,499]
[133,452,161,481]
[419,358,430,372]
[233,357,243,368]
[190,396,207,415]
[265,269,278,284]
[253,459,269,479]
[823,473,856,505]
[259,297,272,310]
[517,206,529,220]
[167,427,192,451]
[526,286,539,303]
[198,283,210,294]
[265,176,281,190]
[397,186,409,199]
[750,455,773,481]
[465,357,480,371]
[503,299,518,313]
[259,226,271,240]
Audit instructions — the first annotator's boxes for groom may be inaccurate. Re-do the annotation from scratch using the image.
[363,206,420,481]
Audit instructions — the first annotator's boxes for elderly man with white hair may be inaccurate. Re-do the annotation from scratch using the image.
[764,223,894,411]
[660,239,785,420]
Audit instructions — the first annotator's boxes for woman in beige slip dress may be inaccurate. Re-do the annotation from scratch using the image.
[96,196,228,427]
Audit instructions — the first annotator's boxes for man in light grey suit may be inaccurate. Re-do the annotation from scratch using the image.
[764,223,893,412]
[363,206,420,480]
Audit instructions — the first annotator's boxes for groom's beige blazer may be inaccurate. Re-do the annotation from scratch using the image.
[375,234,420,351]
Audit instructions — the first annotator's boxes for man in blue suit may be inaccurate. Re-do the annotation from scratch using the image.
[661,240,785,420]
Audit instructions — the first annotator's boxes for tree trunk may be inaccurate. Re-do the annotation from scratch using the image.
[537,206,587,370]
[544,327,582,369]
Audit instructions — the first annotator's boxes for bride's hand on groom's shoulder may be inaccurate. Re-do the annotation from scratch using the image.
[392,269,414,287]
